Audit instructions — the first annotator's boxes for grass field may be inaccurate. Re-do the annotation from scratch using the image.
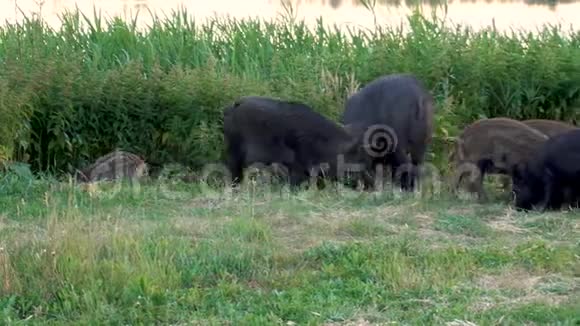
[1,170,579,324]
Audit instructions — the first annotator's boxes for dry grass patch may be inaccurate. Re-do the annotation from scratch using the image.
[271,209,374,253]
[185,196,232,210]
[487,219,527,235]
[415,212,436,227]
[168,216,216,240]
[473,268,578,313]
[477,268,542,291]
[374,204,408,219]
[445,321,478,326]
[323,318,386,326]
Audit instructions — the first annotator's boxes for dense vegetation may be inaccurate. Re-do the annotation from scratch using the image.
[0,9,579,175]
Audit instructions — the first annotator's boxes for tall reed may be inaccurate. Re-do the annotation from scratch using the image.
[0,8,579,174]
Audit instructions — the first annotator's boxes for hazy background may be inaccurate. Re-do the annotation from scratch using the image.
[2,0,579,32]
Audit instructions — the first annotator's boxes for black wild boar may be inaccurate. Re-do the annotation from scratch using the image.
[75,150,148,183]
[223,96,366,188]
[522,119,578,138]
[524,120,580,205]
[511,128,580,211]
[450,117,549,200]
[340,74,435,191]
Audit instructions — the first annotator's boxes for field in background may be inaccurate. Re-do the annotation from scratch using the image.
[0,8,579,175]
[0,174,579,324]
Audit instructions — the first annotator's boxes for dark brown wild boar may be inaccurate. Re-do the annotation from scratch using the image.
[340,74,435,192]
[75,150,148,183]
[522,119,579,138]
[223,96,366,189]
[450,117,549,200]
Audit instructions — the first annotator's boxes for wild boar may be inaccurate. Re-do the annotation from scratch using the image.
[450,117,549,200]
[340,74,435,191]
[522,119,578,138]
[75,150,148,183]
[478,119,578,193]
[223,96,366,188]
[511,128,580,211]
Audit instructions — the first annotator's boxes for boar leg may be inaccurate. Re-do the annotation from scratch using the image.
[466,175,486,201]
[285,161,308,190]
[410,143,427,187]
[227,154,244,186]
[474,159,494,201]
[536,169,561,212]
[307,162,333,190]
[225,137,245,186]
[365,164,382,191]
[452,160,486,200]
[451,165,466,195]
[391,147,414,192]
[289,173,306,189]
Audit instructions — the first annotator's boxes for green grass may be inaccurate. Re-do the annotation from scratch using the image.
[434,213,492,238]
[0,6,579,174]
[0,172,578,324]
